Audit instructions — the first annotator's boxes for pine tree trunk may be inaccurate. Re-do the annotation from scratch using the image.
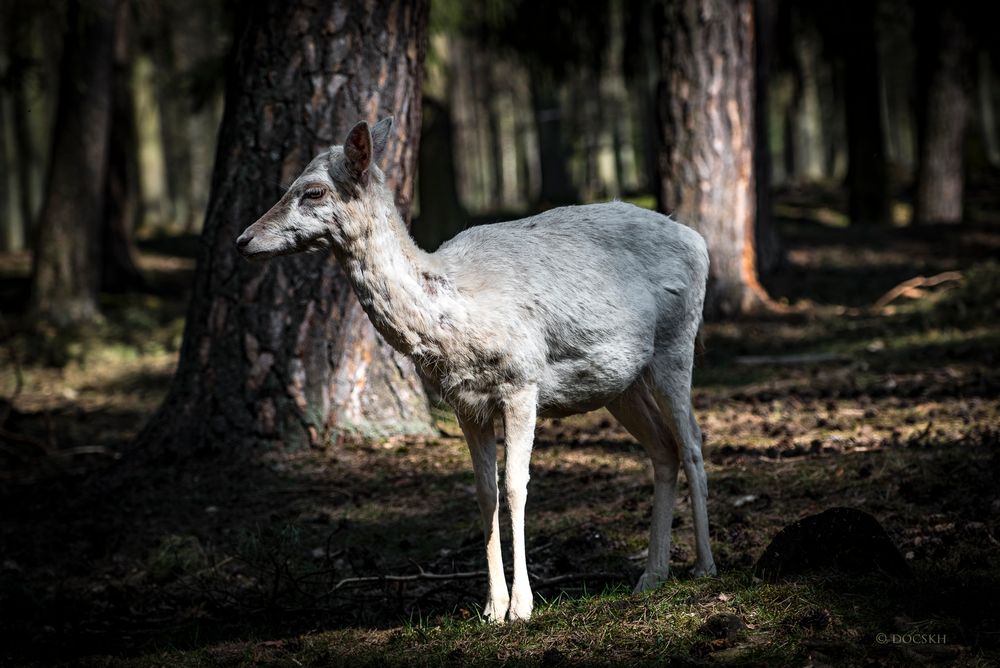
[843,1,889,226]
[914,5,970,225]
[656,0,765,317]
[135,0,432,457]
[29,0,115,325]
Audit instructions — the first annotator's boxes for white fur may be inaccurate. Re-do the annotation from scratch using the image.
[237,119,717,622]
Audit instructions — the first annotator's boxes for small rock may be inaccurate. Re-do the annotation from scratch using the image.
[793,606,831,631]
[542,648,566,666]
[754,507,910,580]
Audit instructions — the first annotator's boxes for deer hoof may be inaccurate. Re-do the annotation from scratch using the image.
[633,570,670,593]
[506,592,533,622]
[482,596,509,624]
[692,562,717,577]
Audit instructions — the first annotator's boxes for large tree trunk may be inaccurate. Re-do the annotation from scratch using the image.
[842,1,890,226]
[655,0,766,317]
[136,0,432,457]
[914,5,970,225]
[29,0,115,325]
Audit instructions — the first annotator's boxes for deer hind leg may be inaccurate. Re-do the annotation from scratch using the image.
[607,378,680,592]
[457,414,509,623]
[650,353,717,578]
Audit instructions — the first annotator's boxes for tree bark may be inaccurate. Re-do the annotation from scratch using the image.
[914,5,971,225]
[136,0,432,457]
[842,1,889,226]
[29,0,115,325]
[655,0,766,317]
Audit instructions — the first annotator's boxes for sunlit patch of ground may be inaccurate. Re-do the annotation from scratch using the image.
[1,223,999,666]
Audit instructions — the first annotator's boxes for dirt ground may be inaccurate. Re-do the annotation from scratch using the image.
[1,209,998,666]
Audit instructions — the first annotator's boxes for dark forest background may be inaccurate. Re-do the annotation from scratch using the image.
[1,0,998,665]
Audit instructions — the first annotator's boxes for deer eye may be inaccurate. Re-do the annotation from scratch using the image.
[302,187,326,201]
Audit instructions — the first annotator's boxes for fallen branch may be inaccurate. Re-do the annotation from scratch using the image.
[329,569,488,592]
[48,445,121,460]
[872,271,963,311]
[326,568,623,594]
[735,352,848,366]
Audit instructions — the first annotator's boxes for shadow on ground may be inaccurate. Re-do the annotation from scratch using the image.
[1,211,999,666]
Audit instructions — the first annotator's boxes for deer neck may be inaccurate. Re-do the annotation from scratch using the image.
[334,193,441,357]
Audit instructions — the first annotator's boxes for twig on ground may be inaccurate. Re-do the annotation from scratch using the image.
[735,352,848,366]
[872,271,963,311]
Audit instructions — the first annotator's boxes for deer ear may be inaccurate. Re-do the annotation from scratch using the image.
[371,117,393,164]
[344,121,372,177]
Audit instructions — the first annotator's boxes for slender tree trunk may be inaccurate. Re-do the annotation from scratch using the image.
[978,51,1000,168]
[788,10,825,182]
[1,9,25,252]
[136,0,432,457]
[154,8,195,231]
[484,59,505,210]
[914,5,970,225]
[843,1,889,226]
[102,0,144,291]
[639,0,662,203]
[10,76,36,246]
[0,84,15,253]
[754,0,782,276]
[29,0,115,325]
[656,0,766,317]
[529,68,578,207]
[414,97,466,251]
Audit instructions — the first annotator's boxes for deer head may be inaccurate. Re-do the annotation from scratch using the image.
[235,117,393,260]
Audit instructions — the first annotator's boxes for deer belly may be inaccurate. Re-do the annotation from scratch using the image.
[536,347,649,417]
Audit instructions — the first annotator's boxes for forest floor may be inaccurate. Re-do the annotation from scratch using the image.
[1,201,999,667]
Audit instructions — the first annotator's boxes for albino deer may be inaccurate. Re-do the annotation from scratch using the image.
[236,118,716,623]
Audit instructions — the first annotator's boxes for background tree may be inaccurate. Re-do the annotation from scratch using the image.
[838,0,890,226]
[29,0,116,325]
[414,97,467,251]
[102,0,145,291]
[754,0,782,276]
[914,4,971,225]
[136,0,432,456]
[655,0,767,317]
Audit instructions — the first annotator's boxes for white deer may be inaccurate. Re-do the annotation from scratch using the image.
[236,118,717,623]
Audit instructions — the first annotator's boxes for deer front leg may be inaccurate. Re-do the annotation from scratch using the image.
[502,385,538,622]
[458,415,509,623]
